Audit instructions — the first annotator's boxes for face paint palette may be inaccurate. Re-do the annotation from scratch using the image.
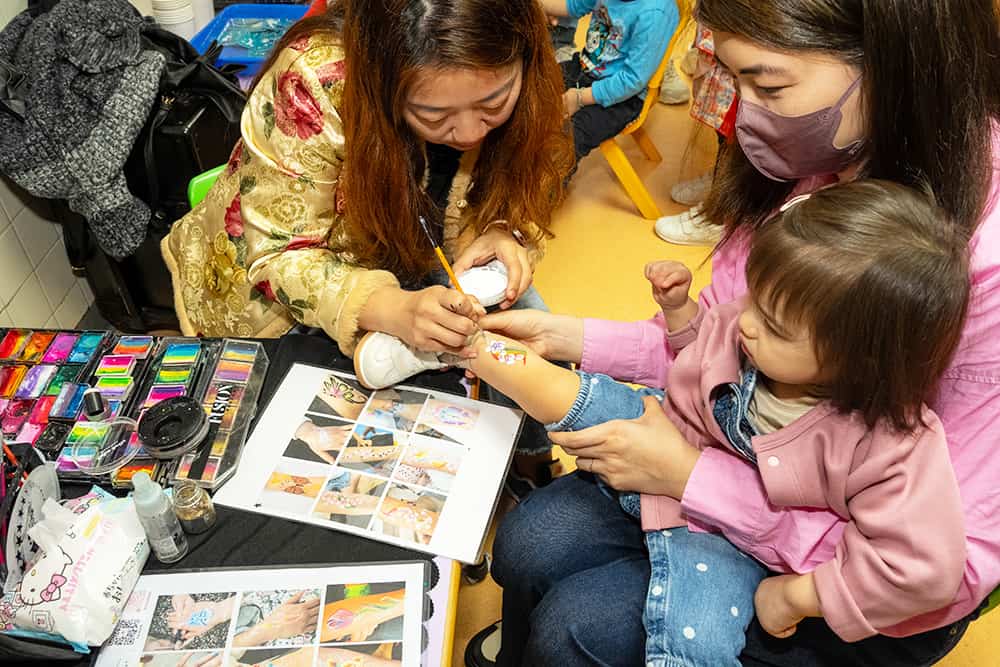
[41,333,80,363]
[0,329,30,361]
[19,332,55,363]
[172,339,268,489]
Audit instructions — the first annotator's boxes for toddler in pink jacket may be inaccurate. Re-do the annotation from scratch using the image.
[354,180,969,665]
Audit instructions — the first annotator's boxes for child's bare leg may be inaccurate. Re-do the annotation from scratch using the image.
[465,331,581,425]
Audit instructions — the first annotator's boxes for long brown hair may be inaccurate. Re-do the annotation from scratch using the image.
[745,180,970,432]
[696,0,1000,239]
[255,0,573,281]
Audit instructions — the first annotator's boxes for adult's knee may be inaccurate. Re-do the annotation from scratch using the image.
[492,498,554,588]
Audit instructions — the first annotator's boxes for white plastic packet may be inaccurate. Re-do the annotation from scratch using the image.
[0,488,150,650]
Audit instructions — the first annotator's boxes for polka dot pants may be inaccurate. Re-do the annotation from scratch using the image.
[642,526,767,667]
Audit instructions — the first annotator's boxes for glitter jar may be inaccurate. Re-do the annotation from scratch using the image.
[172,481,217,534]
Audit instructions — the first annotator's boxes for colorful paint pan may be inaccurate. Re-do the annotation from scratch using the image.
[14,365,57,400]
[162,342,200,365]
[0,398,8,416]
[95,355,136,376]
[58,445,95,472]
[68,332,104,364]
[29,395,56,425]
[0,365,27,398]
[2,399,33,437]
[155,366,192,385]
[50,382,88,420]
[112,335,154,359]
[41,333,79,363]
[143,384,187,408]
[44,364,83,397]
[19,332,55,362]
[112,460,157,487]
[17,422,43,445]
[0,329,29,360]
[222,340,259,363]
[213,359,253,383]
[95,375,134,398]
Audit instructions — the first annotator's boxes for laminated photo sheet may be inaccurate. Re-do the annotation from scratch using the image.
[96,561,427,667]
[214,364,524,563]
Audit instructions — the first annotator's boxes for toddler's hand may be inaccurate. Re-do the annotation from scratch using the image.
[645,261,692,311]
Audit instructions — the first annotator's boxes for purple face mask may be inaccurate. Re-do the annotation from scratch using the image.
[736,78,863,182]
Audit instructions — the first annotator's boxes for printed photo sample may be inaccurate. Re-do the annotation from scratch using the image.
[257,459,329,515]
[317,643,402,666]
[394,434,466,494]
[284,414,354,465]
[233,589,321,648]
[357,389,428,432]
[370,484,446,546]
[319,582,406,644]
[229,645,316,667]
[311,469,387,528]
[143,592,238,653]
[139,651,223,666]
[338,424,407,477]
[414,396,480,446]
[308,373,370,420]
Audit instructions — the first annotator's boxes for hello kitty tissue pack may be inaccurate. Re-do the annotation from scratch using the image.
[0,485,149,650]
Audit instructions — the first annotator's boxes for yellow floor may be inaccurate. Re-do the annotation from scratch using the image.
[450,98,998,666]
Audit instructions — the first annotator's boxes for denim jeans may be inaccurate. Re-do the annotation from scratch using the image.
[546,372,766,666]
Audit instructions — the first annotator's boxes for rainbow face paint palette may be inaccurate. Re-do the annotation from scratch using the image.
[0,329,30,360]
[172,339,268,489]
[112,335,154,359]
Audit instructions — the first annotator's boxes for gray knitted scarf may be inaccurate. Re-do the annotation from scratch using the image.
[0,0,165,258]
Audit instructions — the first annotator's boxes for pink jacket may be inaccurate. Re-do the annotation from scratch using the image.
[580,136,1000,638]
[640,300,966,641]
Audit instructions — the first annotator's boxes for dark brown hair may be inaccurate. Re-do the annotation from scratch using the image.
[254,0,573,281]
[696,0,1000,240]
[746,180,970,432]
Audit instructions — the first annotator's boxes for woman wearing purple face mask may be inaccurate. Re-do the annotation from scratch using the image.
[464,1,1000,666]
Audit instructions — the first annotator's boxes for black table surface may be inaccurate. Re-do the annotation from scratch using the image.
[35,333,478,666]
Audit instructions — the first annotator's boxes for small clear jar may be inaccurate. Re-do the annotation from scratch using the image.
[172,481,217,534]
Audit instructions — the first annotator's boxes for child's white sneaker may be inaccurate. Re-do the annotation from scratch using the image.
[354,331,463,389]
[658,62,690,105]
[670,173,713,206]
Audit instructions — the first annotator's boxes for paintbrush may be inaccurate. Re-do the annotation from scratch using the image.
[417,216,482,400]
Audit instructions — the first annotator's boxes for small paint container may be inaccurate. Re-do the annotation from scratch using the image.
[137,396,209,459]
[172,481,217,534]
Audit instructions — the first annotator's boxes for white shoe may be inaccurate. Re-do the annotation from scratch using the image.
[658,62,689,105]
[654,205,722,246]
[679,47,699,77]
[670,173,713,206]
[354,332,459,389]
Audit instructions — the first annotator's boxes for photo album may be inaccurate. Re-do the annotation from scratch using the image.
[213,364,525,563]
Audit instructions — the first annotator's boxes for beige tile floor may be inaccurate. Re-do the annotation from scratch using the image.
[449,97,998,667]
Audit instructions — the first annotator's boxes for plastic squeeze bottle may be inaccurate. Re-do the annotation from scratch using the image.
[132,472,189,563]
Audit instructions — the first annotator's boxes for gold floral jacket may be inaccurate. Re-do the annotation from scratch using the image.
[162,32,543,352]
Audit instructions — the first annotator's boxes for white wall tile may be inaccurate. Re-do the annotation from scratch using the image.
[0,177,27,225]
[43,316,58,330]
[6,274,52,328]
[0,309,12,328]
[0,225,32,308]
[76,277,95,306]
[55,284,90,329]
[12,205,60,267]
[37,244,77,313]
[0,200,10,238]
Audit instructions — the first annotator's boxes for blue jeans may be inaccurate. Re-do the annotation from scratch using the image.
[545,372,766,666]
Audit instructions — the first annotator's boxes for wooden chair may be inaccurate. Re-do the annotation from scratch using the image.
[598,0,693,219]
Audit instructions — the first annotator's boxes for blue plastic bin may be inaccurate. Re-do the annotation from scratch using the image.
[191,4,308,80]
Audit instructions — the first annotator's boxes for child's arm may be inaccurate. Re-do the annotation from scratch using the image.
[754,572,822,639]
[772,413,965,641]
[540,0,572,18]
[646,261,699,332]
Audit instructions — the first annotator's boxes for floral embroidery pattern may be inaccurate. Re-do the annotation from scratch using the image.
[274,71,324,140]
[205,232,247,297]
[316,60,345,86]
[224,194,244,237]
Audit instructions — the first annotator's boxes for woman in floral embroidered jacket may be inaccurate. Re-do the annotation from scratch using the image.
[162,0,573,356]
